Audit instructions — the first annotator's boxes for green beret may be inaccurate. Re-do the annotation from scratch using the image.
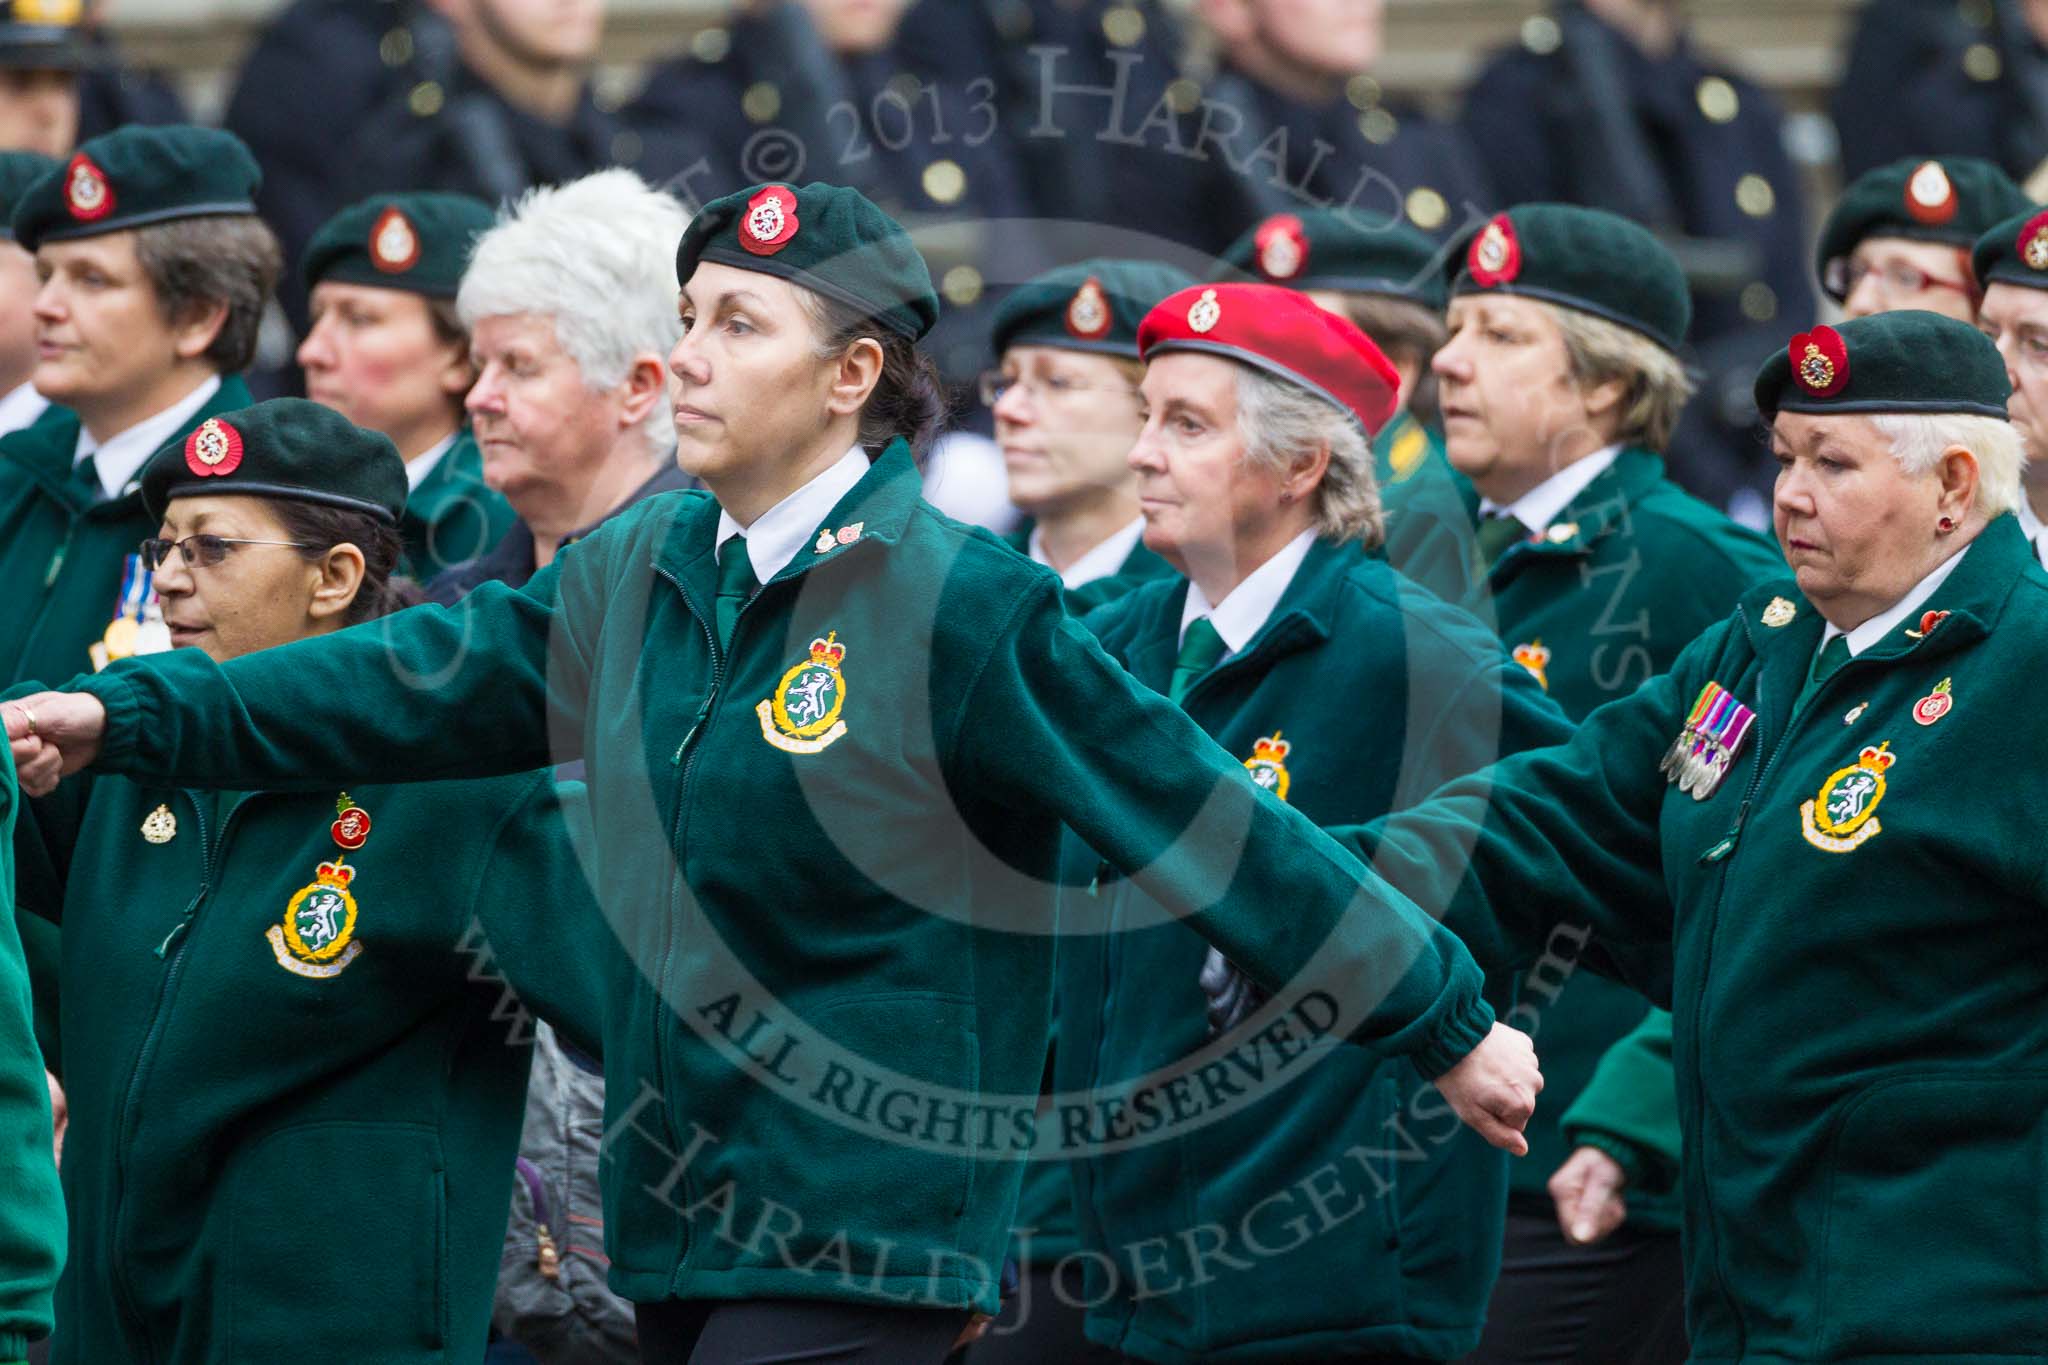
[1972,207,2048,294]
[991,259,1194,359]
[674,182,938,340]
[13,124,260,252]
[1816,157,2028,301]
[0,151,55,239]
[0,0,84,70]
[141,398,407,525]
[1216,210,1448,310]
[1753,312,2010,421]
[1447,203,1689,354]
[302,191,496,299]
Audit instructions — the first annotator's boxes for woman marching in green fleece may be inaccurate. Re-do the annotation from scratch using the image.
[7,400,604,1363]
[0,748,62,1365]
[9,183,1540,1365]
[1340,310,2048,1363]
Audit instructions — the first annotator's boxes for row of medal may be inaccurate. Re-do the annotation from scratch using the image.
[1659,682,1757,801]
[88,553,171,672]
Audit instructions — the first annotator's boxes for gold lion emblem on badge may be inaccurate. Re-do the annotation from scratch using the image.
[1187,288,1222,334]
[1242,733,1292,802]
[267,857,363,978]
[1800,742,1895,853]
[1798,343,1835,393]
[758,632,850,754]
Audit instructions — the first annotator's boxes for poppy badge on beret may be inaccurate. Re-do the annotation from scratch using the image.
[1066,276,1111,340]
[1468,214,1521,287]
[1791,326,1850,398]
[2019,210,2048,272]
[740,185,800,257]
[370,206,420,274]
[1905,160,1958,226]
[1254,214,1307,281]
[185,417,245,478]
[64,152,112,223]
[1187,288,1222,334]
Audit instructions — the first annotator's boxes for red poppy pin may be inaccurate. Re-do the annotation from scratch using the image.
[64,152,112,222]
[369,206,421,273]
[2018,210,2048,273]
[1790,325,1849,398]
[1467,214,1521,287]
[1904,160,1958,226]
[1254,214,1308,281]
[184,418,244,478]
[1065,275,1112,340]
[739,185,800,257]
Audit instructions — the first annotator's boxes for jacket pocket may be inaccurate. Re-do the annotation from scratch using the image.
[1818,1072,2048,1357]
[228,1121,446,1361]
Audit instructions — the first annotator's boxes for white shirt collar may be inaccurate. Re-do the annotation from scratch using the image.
[1179,529,1317,656]
[2016,499,2048,572]
[1820,543,1968,658]
[1478,444,1622,536]
[405,430,460,492]
[73,375,222,501]
[714,445,869,583]
[1029,515,1146,590]
[0,379,47,439]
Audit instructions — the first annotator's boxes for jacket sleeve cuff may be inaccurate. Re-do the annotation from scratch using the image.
[1407,992,1494,1081]
[0,1330,28,1361]
[72,669,139,767]
[1569,1127,1677,1194]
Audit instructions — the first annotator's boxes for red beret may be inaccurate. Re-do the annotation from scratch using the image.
[1137,282,1401,437]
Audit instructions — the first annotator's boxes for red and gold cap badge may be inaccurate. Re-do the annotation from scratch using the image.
[1467,214,1521,287]
[740,185,800,257]
[1065,276,1111,340]
[369,205,420,274]
[1790,325,1849,398]
[1187,287,1222,334]
[64,152,112,223]
[2018,209,2048,273]
[184,417,244,478]
[1905,160,1958,226]
[1254,214,1308,281]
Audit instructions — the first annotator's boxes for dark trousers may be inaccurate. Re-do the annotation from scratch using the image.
[1465,1207,1689,1365]
[637,1297,970,1365]
[960,1261,1092,1364]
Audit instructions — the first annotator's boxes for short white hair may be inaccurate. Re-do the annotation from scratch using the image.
[1235,367,1383,548]
[458,169,688,451]
[1869,412,2024,520]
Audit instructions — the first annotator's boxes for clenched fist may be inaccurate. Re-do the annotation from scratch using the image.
[5,691,107,796]
[1430,1021,1543,1155]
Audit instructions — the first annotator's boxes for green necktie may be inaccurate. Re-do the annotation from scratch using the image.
[714,535,758,651]
[70,454,99,503]
[1796,632,1852,711]
[1474,513,1529,568]
[1169,616,1228,704]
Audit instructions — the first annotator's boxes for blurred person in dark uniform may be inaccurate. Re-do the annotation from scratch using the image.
[1461,0,1812,522]
[1024,0,1489,261]
[0,0,179,160]
[1834,0,2048,195]
[628,0,1041,386]
[225,0,631,348]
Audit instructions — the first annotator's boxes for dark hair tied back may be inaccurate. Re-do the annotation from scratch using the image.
[267,499,423,626]
[803,292,953,462]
